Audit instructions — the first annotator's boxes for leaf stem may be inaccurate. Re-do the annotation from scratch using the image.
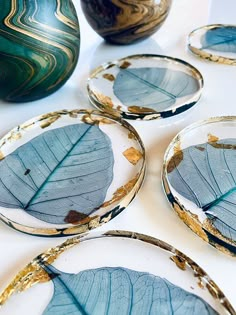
[24,124,93,210]
[122,69,176,100]
[202,186,236,211]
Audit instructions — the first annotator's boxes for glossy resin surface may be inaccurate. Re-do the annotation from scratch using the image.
[0,110,145,236]
[163,117,236,256]
[88,54,203,120]
[1,230,234,314]
[188,24,236,65]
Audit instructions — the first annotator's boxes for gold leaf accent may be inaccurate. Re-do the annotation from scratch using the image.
[167,141,183,173]
[123,147,143,165]
[173,202,208,242]
[188,40,236,65]
[119,61,131,69]
[63,216,101,235]
[0,151,5,161]
[69,112,78,118]
[128,132,136,139]
[102,175,139,208]
[162,173,171,195]
[93,92,114,108]
[208,133,219,143]
[203,218,236,247]
[81,113,114,125]
[21,122,35,130]
[81,113,97,125]
[0,238,80,306]
[7,131,22,142]
[128,106,157,114]
[209,142,236,150]
[103,73,115,81]
[170,255,187,270]
[40,115,61,129]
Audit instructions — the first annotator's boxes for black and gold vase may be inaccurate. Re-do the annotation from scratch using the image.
[80,0,172,44]
[0,0,80,102]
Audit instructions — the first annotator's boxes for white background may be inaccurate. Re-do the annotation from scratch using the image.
[0,0,236,312]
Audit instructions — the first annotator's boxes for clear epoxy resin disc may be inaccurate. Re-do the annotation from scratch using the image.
[87,54,204,120]
[188,24,236,65]
[163,116,236,256]
[0,230,234,314]
[0,110,145,236]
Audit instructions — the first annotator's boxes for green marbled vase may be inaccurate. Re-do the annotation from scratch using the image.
[0,0,80,102]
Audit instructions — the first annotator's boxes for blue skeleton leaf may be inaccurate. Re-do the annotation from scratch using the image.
[113,67,199,111]
[0,123,114,224]
[201,26,236,53]
[43,266,218,315]
[167,139,236,241]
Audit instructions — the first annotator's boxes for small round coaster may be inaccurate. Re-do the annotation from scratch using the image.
[163,116,236,256]
[87,54,203,120]
[0,110,145,236]
[188,24,236,65]
[1,230,234,314]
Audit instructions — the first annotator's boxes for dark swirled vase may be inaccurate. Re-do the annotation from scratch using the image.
[80,0,172,44]
[0,0,80,102]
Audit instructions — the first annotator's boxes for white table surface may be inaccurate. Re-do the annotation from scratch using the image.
[0,0,235,313]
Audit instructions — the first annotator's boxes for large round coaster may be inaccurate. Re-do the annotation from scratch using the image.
[188,24,236,65]
[163,116,236,256]
[0,110,145,236]
[0,230,234,314]
[87,54,203,120]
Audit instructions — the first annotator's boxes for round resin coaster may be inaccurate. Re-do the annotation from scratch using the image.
[87,54,203,120]
[0,230,234,314]
[188,24,236,65]
[163,116,236,256]
[0,110,145,236]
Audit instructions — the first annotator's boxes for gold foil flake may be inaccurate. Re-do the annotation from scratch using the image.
[0,263,50,306]
[209,142,236,150]
[167,141,183,173]
[69,112,78,118]
[21,122,35,130]
[162,173,171,195]
[93,92,114,108]
[0,237,80,306]
[203,218,236,247]
[170,255,187,271]
[0,151,5,161]
[208,133,219,143]
[81,112,115,125]
[119,61,131,69]
[173,202,208,242]
[102,175,139,208]
[128,132,136,140]
[128,106,157,114]
[123,147,143,165]
[63,217,101,235]
[197,279,204,289]
[7,131,22,142]
[103,73,115,81]
[88,216,101,229]
[40,115,61,129]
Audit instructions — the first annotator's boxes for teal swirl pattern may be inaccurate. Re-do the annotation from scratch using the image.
[0,0,80,102]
